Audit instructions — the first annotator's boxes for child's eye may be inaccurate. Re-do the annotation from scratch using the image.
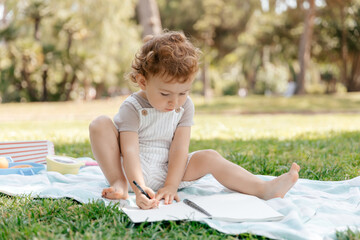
[160,93,169,96]
[179,92,187,96]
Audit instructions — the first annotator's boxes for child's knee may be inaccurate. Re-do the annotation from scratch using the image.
[190,149,222,173]
[194,149,221,160]
[89,115,112,133]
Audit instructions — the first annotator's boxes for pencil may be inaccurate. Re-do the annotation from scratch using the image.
[133,180,151,199]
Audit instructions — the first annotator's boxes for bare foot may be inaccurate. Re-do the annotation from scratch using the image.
[102,184,129,200]
[263,163,300,200]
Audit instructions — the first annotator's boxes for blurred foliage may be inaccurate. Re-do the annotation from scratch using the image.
[1,0,360,102]
[255,62,289,94]
[158,0,360,96]
[0,0,140,102]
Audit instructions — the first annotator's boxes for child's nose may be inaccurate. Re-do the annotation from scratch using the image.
[169,96,178,107]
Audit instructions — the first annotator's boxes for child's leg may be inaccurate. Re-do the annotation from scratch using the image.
[182,150,300,200]
[89,115,128,200]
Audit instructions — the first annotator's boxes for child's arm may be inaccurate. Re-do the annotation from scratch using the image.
[155,126,191,204]
[120,131,158,209]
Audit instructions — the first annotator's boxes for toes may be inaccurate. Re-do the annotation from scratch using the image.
[101,187,129,200]
[289,163,300,184]
[102,187,114,197]
[291,163,300,172]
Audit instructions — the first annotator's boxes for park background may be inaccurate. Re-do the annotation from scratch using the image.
[1,0,360,102]
[1,0,360,239]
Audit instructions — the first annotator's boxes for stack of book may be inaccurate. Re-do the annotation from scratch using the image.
[0,141,55,164]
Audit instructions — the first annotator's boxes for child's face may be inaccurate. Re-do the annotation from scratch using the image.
[139,74,193,112]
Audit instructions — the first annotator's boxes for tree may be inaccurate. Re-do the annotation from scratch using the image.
[137,0,162,37]
[24,0,53,100]
[343,1,360,91]
[158,0,260,96]
[296,0,315,94]
[0,0,141,102]
[317,0,360,92]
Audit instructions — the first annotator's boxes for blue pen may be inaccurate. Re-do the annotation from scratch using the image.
[133,180,151,199]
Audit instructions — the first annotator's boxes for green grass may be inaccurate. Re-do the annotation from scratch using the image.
[1,196,247,239]
[1,94,360,239]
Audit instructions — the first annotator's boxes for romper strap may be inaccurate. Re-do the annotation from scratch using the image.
[126,94,143,111]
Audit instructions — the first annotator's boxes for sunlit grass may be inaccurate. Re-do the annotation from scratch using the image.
[2,114,360,141]
[2,93,360,122]
[193,93,360,113]
[193,114,360,140]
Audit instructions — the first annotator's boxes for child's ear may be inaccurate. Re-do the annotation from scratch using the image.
[136,74,147,90]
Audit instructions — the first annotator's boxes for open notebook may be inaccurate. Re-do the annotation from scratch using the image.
[122,193,283,223]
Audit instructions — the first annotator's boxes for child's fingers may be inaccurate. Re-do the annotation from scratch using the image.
[164,194,178,204]
[136,192,157,209]
[151,199,158,208]
[149,191,156,199]
[144,187,156,199]
[164,194,170,204]
[155,192,164,201]
[174,194,180,202]
[140,202,153,209]
[139,197,157,209]
[168,195,174,204]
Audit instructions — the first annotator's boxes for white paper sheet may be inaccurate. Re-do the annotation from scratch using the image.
[122,193,283,223]
[190,193,284,222]
[122,201,207,223]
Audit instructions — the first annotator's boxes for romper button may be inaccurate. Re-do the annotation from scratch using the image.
[141,109,148,116]
[175,108,180,113]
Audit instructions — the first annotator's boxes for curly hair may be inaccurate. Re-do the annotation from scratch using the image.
[129,31,201,83]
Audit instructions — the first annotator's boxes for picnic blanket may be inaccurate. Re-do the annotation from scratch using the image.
[0,164,359,240]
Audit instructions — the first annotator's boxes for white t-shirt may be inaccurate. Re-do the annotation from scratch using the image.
[113,92,195,132]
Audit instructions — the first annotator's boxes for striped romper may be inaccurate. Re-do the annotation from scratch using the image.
[118,95,195,192]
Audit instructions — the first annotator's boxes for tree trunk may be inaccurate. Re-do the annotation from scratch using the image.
[21,55,37,101]
[83,77,90,100]
[348,53,360,92]
[65,74,77,101]
[296,0,315,95]
[41,66,48,101]
[66,31,73,57]
[34,17,40,41]
[201,60,211,100]
[137,0,162,37]
[340,4,348,87]
[95,82,105,99]
[246,69,257,91]
[58,67,72,100]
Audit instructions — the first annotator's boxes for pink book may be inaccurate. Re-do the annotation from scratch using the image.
[0,141,55,164]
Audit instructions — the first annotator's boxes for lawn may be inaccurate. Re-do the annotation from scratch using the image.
[1,94,360,239]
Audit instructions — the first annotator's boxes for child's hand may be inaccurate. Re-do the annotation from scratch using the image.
[155,185,180,205]
[135,186,158,209]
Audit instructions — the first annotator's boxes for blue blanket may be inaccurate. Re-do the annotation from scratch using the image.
[0,166,359,240]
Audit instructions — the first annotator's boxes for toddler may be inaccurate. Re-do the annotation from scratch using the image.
[89,31,300,209]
